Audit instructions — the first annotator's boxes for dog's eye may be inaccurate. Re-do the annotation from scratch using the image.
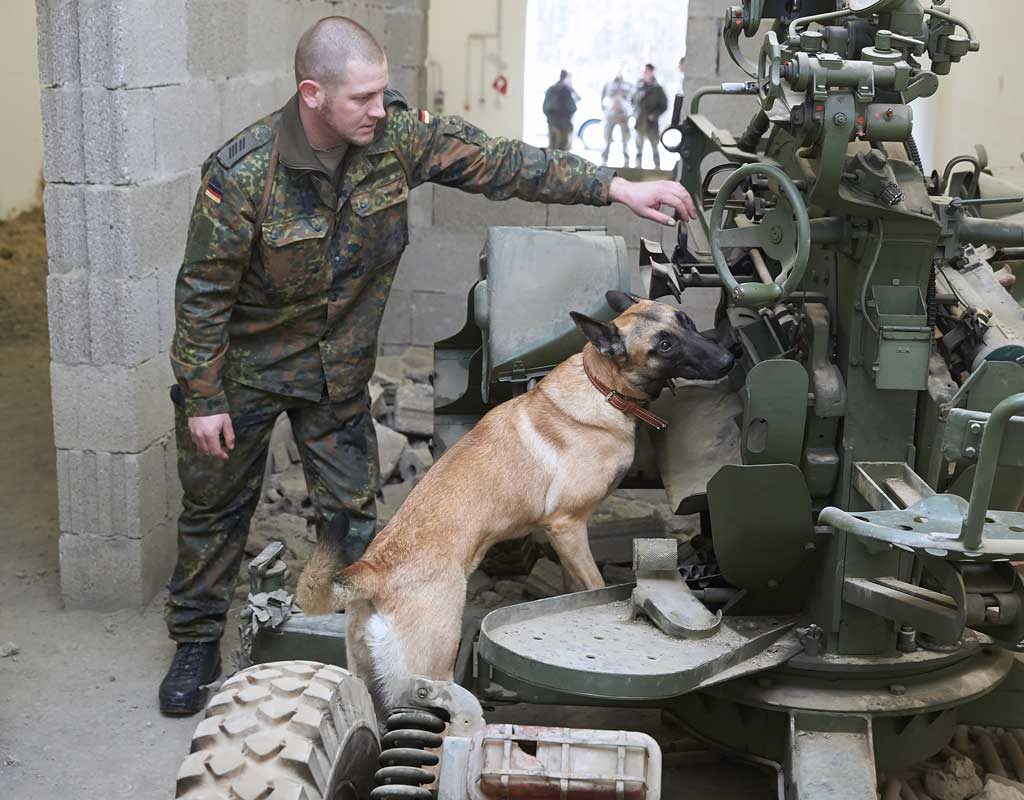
[659,340,672,352]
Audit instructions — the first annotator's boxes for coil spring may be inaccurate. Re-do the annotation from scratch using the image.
[371,707,445,799]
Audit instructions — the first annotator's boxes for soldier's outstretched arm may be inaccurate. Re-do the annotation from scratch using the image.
[170,161,255,420]
[388,108,695,224]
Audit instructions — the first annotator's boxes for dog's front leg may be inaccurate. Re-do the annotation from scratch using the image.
[546,515,605,592]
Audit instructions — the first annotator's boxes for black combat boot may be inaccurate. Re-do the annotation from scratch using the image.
[158,641,222,716]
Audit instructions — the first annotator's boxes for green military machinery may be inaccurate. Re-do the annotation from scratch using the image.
[175,2,1024,798]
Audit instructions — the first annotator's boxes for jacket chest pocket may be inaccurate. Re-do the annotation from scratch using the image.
[348,175,410,272]
[260,214,331,300]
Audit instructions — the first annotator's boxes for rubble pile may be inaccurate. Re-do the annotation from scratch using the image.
[880,727,1024,800]
[238,347,699,612]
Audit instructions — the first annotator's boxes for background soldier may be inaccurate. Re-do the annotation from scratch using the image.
[159,16,698,716]
[633,63,669,169]
[543,69,579,151]
[600,70,632,167]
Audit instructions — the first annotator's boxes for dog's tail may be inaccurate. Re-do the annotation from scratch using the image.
[296,514,375,615]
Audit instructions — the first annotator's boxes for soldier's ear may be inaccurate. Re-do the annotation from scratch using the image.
[606,290,641,314]
[570,312,626,361]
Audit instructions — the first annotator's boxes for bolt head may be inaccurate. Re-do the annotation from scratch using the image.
[969,422,983,434]
[965,446,978,458]
[416,687,429,699]
[833,112,848,126]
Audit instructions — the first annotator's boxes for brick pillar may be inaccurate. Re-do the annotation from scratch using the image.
[36,0,428,609]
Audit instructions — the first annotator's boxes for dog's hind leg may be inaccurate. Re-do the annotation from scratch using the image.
[546,515,605,592]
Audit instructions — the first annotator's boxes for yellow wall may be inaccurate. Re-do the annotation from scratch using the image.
[426,0,527,138]
[1,1,44,218]
[915,1,1024,174]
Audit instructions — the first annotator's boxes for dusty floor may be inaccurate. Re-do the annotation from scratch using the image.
[0,207,773,799]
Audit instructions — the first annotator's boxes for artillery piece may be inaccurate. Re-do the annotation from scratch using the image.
[175,2,1024,798]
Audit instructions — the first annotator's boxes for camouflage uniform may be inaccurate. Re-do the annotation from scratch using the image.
[165,91,615,642]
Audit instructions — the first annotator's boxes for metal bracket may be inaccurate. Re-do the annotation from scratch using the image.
[630,538,722,639]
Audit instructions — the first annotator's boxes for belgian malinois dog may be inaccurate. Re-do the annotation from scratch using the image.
[297,291,734,708]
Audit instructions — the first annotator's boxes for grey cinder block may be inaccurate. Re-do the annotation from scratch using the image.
[47,270,92,364]
[49,357,174,453]
[81,86,157,184]
[36,0,81,86]
[42,183,88,275]
[59,517,176,610]
[39,85,85,183]
[88,273,162,366]
[84,174,192,279]
[187,0,248,80]
[78,0,188,88]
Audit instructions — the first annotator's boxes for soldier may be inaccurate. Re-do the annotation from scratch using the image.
[543,69,579,151]
[600,70,632,167]
[633,63,669,170]
[159,16,698,715]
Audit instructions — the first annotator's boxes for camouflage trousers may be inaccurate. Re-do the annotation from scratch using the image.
[164,379,379,643]
[634,125,661,169]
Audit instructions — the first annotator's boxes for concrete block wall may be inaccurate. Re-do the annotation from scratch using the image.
[380,182,679,352]
[36,0,428,610]
[683,0,762,136]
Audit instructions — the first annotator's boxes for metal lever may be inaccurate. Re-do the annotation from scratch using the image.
[630,538,722,639]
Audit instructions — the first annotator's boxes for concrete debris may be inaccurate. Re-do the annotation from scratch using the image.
[392,382,434,436]
[925,753,983,800]
[524,558,565,599]
[378,481,415,525]
[0,642,19,658]
[266,413,298,476]
[467,571,493,598]
[587,513,666,563]
[477,590,500,607]
[399,442,433,483]
[602,563,636,585]
[374,419,409,483]
[276,470,310,506]
[493,579,525,602]
[975,777,1024,800]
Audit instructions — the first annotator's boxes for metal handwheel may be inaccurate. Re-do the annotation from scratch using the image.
[709,162,811,306]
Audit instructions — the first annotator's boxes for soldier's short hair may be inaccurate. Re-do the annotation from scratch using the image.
[295,16,385,88]
[644,63,655,72]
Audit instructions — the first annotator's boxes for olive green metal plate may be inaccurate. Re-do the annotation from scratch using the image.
[477,584,797,701]
[741,359,809,466]
[707,463,816,591]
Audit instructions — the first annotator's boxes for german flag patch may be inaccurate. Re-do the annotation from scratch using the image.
[204,182,223,204]
[418,109,431,124]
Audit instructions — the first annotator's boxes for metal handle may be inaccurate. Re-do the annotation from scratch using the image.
[961,392,1024,551]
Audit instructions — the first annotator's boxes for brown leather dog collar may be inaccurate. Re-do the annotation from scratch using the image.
[582,358,668,430]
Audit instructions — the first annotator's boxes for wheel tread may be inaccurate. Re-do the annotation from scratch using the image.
[174,661,378,800]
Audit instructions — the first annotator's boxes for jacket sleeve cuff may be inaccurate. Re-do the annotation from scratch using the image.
[184,391,231,417]
[170,348,229,417]
[592,166,618,205]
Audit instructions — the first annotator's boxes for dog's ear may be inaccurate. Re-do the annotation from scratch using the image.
[570,311,626,360]
[606,290,641,314]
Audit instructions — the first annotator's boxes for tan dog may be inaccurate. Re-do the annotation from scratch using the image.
[297,291,734,708]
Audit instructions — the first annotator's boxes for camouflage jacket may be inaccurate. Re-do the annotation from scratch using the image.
[171,92,616,416]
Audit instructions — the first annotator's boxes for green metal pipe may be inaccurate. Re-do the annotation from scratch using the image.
[810,217,845,244]
[690,82,758,115]
[960,218,1024,247]
[960,392,1024,550]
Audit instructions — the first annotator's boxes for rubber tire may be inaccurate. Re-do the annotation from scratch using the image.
[175,660,380,800]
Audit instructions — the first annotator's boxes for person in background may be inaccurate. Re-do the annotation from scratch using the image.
[600,70,632,167]
[632,63,668,169]
[676,56,686,98]
[543,69,579,151]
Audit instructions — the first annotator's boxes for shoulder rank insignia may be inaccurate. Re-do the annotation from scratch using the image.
[217,127,271,169]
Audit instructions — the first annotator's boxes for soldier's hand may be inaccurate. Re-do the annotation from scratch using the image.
[188,413,236,461]
[608,176,697,225]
